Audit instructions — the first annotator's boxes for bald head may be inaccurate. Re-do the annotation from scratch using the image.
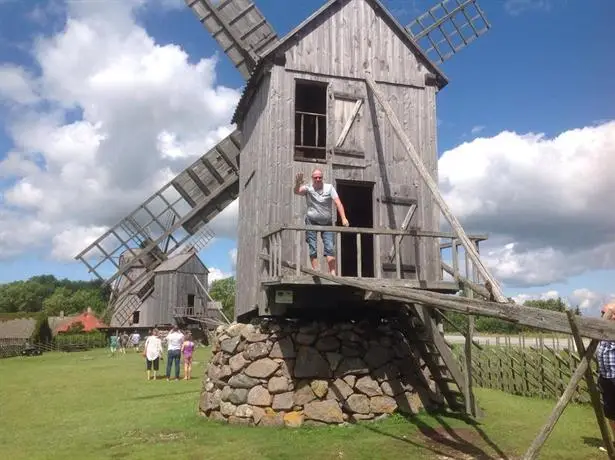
[603,303,615,320]
[311,168,324,189]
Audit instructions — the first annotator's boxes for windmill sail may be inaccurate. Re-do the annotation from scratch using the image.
[75,130,241,297]
[185,0,279,79]
[406,0,490,64]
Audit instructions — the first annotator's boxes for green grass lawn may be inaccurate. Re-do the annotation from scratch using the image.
[0,346,610,460]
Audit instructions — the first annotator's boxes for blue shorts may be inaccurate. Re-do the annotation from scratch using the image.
[305,217,335,258]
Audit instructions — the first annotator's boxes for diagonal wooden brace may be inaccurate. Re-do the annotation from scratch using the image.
[364,73,506,302]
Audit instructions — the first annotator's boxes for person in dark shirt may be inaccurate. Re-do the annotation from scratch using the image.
[596,302,615,447]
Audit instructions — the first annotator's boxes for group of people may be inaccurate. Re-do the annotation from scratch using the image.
[109,330,142,354]
[142,326,195,381]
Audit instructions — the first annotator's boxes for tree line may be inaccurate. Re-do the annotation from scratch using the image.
[0,275,110,316]
[0,274,236,320]
[0,273,577,335]
[443,298,582,334]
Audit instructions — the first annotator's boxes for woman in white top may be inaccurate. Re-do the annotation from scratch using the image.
[143,329,163,381]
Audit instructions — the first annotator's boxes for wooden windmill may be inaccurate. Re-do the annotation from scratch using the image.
[74,1,615,455]
[74,0,494,326]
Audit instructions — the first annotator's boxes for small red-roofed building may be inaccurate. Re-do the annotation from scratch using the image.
[55,308,106,333]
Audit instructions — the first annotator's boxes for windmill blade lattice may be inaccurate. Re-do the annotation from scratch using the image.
[185,0,279,79]
[406,0,490,64]
[75,130,241,297]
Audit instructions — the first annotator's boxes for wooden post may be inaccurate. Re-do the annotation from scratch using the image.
[395,235,401,279]
[374,233,382,279]
[364,74,506,302]
[523,339,599,460]
[336,232,342,275]
[463,243,478,418]
[295,230,301,277]
[452,238,459,280]
[356,233,362,278]
[414,235,421,281]
[566,310,615,459]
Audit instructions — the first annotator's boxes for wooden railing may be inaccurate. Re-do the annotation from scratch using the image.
[261,225,488,289]
[173,301,223,318]
[295,111,326,151]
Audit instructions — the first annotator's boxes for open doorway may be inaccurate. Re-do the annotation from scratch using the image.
[335,181,374,277]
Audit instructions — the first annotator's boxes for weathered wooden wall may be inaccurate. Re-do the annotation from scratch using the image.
[152,257,209,325]
[236,0,441,317]
[113,255,209,328]
[236,74,274,317]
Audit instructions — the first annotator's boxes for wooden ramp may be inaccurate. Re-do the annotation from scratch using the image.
[263,255,615,341]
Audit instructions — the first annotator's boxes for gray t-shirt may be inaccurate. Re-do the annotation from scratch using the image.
[305,183,338,224]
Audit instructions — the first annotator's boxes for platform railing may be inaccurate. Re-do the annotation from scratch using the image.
[261,225,488,290]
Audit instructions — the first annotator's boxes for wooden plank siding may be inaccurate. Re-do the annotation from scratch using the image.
[112,255,209,328]
[235,0,440,317]
[283,0,429,88]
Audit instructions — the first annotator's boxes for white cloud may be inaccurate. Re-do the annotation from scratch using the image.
[51,225,108,261]
[512,290,560,305]
[0,210,52,257]
[207,267,233,285]
[470,125,485,135]
[208,199,239,240]
[440,121,615,287]
[512,288,615,318]
[504,0,551,16]
[229,247,237,271]
[568,288,614,312]
[0,64,39,105]
[0,0,241,260]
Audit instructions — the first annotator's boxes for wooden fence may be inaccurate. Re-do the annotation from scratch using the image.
[0,334,108,359]
[452,338,599,404]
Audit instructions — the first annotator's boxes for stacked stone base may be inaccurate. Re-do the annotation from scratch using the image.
[200,318,436,427]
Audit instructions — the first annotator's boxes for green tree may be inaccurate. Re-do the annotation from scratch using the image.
[209,277,236,320]
[524,297,568,313]
[42,287,76,315]
[71,289,107,315]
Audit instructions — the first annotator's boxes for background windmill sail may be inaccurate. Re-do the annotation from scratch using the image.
[75,131,241,299]
[405,0,491,64]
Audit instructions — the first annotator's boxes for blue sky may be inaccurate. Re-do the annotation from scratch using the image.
[0,0,614,315]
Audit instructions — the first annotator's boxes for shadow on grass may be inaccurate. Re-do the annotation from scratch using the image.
[582,436,603,448]
[358,410,509,460]
[131,390,199,400]
[435,411,509,459]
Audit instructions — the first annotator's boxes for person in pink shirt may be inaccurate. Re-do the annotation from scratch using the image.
[181,332,196,380]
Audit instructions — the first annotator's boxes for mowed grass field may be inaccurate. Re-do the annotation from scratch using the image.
[0,346,609,460]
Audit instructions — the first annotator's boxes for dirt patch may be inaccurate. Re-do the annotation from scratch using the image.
[419,427,511,460]
[126,429,187,443]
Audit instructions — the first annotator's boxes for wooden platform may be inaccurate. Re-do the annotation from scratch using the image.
[261,275,460,293]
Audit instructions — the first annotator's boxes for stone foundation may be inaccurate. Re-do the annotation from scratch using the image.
[199,317,438,427]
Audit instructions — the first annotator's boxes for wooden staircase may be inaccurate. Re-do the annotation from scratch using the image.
[397,304,471,414]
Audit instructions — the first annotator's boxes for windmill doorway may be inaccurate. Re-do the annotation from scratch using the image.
[335,182,374,278]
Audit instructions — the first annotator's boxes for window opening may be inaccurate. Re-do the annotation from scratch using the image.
[294,80,327,160]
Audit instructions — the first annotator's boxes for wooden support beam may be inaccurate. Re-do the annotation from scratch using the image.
[258,254,615,341]
[364,73,506,303]
[388,203,417,262]
[441,261,490,298]
[523,339,599,460]
[567,310,615,459]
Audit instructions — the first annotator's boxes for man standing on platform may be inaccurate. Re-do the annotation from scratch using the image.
[294,168,349,275]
